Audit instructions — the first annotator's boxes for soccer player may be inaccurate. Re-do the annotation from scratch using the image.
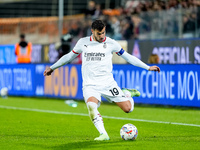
[44,20,160,141]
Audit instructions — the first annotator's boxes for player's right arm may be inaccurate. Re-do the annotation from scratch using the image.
[44,38,83,76]
[43,51,79,76]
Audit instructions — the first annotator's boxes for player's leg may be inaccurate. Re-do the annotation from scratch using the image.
[86,97,110,141]
[83,86,109,141]
[120,88,135,113]
[115,88,138,113]
[115,99,134,113]
[102,83,134,113]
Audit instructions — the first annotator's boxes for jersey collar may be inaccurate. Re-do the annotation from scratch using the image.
[90,35,106,42]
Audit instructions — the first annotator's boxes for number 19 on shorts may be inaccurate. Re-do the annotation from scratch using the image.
[109,88,119,96]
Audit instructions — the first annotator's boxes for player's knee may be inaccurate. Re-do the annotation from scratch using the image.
[123,105,132,113]
[87,97,99,104]
[125,109,131,113]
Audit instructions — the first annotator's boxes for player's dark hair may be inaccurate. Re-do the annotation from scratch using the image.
[91,20,105,31]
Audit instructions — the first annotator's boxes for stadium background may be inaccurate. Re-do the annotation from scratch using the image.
[0,0,200,107]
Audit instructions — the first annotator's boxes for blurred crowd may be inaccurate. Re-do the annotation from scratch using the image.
[67,0,200,40]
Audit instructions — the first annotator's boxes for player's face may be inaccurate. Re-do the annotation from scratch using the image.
[92,27,106,43]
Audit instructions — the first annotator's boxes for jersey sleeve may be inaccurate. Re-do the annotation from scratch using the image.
[121,51,150,70]
[50,51,78,70]
[111,40,124,56]
[72,38,83,54]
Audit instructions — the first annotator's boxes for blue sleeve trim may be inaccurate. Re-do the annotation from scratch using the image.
[116,48,125,56]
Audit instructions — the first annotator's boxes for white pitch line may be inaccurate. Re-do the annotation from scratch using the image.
[0,105,200,127]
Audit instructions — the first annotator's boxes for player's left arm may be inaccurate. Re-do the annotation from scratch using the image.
[118,49,160,72]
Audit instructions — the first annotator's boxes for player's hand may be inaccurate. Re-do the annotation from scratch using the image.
[43,67,54,76]
[148,66,160,73]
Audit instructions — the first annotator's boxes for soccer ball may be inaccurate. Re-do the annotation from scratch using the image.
[120,123,138,140]
[1,87,8,98]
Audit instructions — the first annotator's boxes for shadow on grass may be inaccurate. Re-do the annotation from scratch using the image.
[51,140,124,150]
[21,139,129,150]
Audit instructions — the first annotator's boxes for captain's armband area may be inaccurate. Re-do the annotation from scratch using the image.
[116,48,125,56]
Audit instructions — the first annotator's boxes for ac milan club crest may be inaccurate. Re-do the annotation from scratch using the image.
[103,43,107,48]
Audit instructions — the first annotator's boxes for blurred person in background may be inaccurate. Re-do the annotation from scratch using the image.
[93,3,103,20]
[121,16,134,40]
[56,33,73,59]
[148,54,160,64]
[15,34,32,63]
[82,19,93,37]
[69,21,82,37]
[110,16,122,40]
[85,0,96,19]
[182,14,195,38]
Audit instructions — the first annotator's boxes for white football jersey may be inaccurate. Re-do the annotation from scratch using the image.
[73,36,123,86]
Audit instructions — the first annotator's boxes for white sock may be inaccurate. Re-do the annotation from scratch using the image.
[87,102,108,135]
[122,90,134,112]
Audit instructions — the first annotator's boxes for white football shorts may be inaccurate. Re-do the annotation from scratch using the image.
[83,81,129,106]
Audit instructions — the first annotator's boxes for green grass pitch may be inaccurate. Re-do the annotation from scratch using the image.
[0,97,200,150]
